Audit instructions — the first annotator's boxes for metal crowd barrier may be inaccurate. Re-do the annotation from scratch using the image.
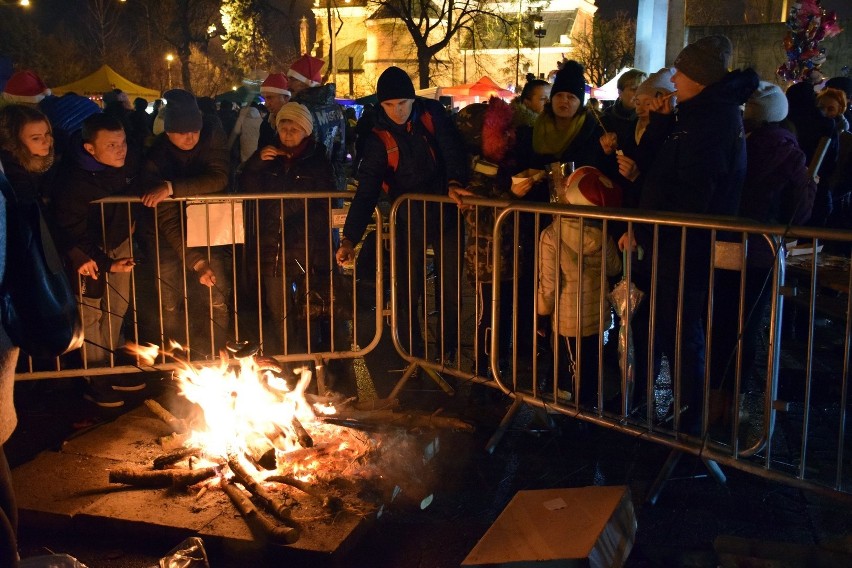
[14,193,384,390]
[386,194,850,498]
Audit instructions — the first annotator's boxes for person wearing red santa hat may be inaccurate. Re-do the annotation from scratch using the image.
[286,54,347,191]
[1,70,51,106]
[258,73,292,148]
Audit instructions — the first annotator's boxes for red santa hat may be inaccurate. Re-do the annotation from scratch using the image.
[563,166,622,208]
[260,73,291,97]
[287,54,324,87]
[2,70,51,104]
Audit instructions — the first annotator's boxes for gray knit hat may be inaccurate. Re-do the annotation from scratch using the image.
[744,81,788,124]
[162,88,203,133]
[673,35,733,86]
[635,67,675,98]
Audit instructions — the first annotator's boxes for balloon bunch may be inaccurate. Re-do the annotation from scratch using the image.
[777,0,843,82]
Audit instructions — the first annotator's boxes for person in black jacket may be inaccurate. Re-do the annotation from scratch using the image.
[53,114,140,407]
[619,35,759,432]
[336,66,467,379]
[239,102,350,392]
[137,89,231,359]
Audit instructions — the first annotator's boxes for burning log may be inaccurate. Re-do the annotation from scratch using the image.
[291,417,313,448]
[325,409,474,432]
[108,466,217,489]
[266,475,342,511]
[144,399,188,434]
[152,447,203,470]
[220,476,300,545]
[228,456,298,526]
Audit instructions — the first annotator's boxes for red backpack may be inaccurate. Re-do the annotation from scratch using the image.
[372,111,435,193]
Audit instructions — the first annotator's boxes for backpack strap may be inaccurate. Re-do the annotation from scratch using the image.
[372,110,435,194]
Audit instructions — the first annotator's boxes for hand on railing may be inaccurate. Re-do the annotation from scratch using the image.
[141,183,171,208]
[448,186,475,211]
[336,237,355,267]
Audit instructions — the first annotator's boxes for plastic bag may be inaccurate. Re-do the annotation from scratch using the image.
[19,554,88,568]
[156,536,210,568]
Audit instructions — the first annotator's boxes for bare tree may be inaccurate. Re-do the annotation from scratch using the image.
[365,0,511,89]
[570,11,636,87]
[83,0,124,63]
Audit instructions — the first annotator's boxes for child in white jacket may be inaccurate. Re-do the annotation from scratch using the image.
[537,166,622,406]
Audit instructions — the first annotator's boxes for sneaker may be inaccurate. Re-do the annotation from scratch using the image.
[83,378,125,408]
[109,375,147,392]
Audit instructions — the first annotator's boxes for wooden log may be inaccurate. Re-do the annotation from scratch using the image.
[326,409,474,432]
[228,457,298,526]
[266,474,342,511]
[108,466,216,488]
[144,399,188,434]
[152,447,202,470]
[221,477,300,545]
[291,417,314,448]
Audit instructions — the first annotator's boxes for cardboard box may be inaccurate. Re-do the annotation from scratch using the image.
[462,486,636,567]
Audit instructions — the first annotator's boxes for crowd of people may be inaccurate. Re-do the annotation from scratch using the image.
[1,34,852,566]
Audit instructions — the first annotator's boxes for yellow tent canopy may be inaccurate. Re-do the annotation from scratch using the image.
[52,65,160,103]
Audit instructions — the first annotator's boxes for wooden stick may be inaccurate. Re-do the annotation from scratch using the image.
[152,447,202,470]
[327,409,474,432]
[266,474,342,511]
[221,476,300,545]
[108,466,216,488]
[228,456,298,525]
[291,417,314,448]
[144,399,188,433]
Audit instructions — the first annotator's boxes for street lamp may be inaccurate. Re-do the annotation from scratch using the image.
[165,54,174,89]
[532,14,546,79]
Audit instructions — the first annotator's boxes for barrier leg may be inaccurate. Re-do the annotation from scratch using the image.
[387,362,420,400]
[647,450,727,506]
[422,366,455,396]
[486,396,524,454]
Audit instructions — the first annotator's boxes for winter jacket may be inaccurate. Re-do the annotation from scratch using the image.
[637,68,758,284]
[514,108,618,204]
[343,97,467,244]
[537,217,622,338]
[229,106,262,164]
[293,83,348,190]
[136,117,229,267]
[0,148,58,207]
[52,139,139,275]
[239,139,335,278]
[38,94,101,158]
[0,172,17,446]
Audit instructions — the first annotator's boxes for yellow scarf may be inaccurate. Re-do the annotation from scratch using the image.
[532,110,587,156]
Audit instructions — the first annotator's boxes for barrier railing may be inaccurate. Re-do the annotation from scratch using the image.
[14,193,384,389]
[383,193,850,497]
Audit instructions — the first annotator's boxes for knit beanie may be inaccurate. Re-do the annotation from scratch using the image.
[635,67,675,98]
[377,66,415,102]
[261,73,291,97]
[287,54,324,87]
[162,88,203,133]
[673,34,733,86]
[551,60,586,105]
[562,166,621,208]
[743,81,788,124]
[2,70,51,104]
[276,102,313,136]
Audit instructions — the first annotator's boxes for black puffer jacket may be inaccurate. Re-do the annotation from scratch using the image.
[136,118,229,266]
[52,140,139,274]
[240,139,335,278]
[343,97,467,244]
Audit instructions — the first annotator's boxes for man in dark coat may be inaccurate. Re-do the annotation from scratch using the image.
[137,89,231,358]
[622,35,759,432]
[336,66,467,380]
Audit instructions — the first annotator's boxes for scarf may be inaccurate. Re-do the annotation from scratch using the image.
[532,111,586,157]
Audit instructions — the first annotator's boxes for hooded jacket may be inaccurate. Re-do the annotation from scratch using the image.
[52,138,139,275]
[343,97,467,244]
[538,217,622,338]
